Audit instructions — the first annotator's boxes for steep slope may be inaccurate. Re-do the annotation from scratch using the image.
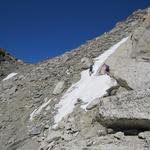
[0,8,150,150]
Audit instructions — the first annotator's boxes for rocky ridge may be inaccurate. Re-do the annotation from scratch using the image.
[0,48,28,81]
[0,7,150,150]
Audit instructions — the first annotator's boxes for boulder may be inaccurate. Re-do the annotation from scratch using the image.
[53,81,65,95]
[105,19,150,90]
[99,89,150,130]
[29,125,42,136]
[109,73,133,91]
[105,85,120,97]
[114,132,124,140]
[86,98,100,110]
[138,131,150,147]
[81,57,93,69]
[138,131,150,139]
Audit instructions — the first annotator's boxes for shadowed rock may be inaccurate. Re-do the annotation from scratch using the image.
[99,89,150,130]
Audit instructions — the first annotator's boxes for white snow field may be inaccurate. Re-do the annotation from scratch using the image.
[3,73,18,81]
[54,37,129,125]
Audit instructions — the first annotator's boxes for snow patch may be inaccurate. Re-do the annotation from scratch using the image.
[3,73,18,81]
[30,98,51,121]
[54,37,129,125]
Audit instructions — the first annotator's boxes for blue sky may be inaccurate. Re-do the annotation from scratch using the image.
[0,0,150,63]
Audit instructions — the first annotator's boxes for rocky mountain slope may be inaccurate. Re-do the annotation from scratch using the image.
[0,7,150,150]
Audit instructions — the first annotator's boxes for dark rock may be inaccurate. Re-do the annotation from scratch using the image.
[105,85,120,96]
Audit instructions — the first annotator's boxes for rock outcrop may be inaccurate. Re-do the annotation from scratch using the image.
[99,89,150,130]
[106,8,150,90]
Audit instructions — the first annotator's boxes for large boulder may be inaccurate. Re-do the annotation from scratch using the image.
[98,89,150,130]
[105,10,150,90]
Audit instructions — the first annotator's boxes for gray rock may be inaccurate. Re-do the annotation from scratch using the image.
[81,57,93,69]
[42,141,55,150]
[86,98,100,110]
[113,76,133,91]
[106,18,150,90]
[105,85,120,97]
[86,140,93,147]
[97,129,107,136]
[99,89,150,130]
[65,123,72,131]
[138,131,150,147]
[29,126,42,136]
[46,131,62,143]
[44,125,49,129]
[107,128,115,134]
[114,132,124,140]
[53,81,65,95]
[138,131,150,139]
[47,136,61,143]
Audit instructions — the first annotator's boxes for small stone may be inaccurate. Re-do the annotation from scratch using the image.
[114,132,124,140]
[47,136,61,143]
[97,129,107,136]
[29,126,42,136]
[74,131,79,137]
[65,124,72,131]
[44,125,49,129]
[37,137,43,142]
[107,128,114,134]
[86,140,93,147]
[75,98,82,105]
[45,141,55,150]
[8,137,15,144]
[86,98,100,110]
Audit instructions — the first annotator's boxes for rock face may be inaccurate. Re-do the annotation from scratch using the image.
[99,89,150,130]
[106,8,150,90]
[0,7,150,150]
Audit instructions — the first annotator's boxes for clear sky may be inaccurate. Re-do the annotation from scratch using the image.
[0,0,150,63]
